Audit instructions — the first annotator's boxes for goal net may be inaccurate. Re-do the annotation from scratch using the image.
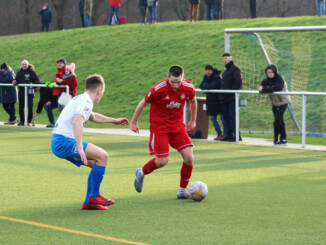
[225,27,326,136]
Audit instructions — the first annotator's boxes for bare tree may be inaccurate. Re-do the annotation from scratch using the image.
[167,0,189,20]
[22,0,37,33]
[52,0,68,29]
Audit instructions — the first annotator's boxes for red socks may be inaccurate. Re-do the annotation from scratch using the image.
[142,158,158,175]
[180,162,193,188]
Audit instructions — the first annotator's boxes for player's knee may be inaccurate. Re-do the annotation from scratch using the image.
[156,157,169,167]
[183,154,194,166]
[100,151,109,164]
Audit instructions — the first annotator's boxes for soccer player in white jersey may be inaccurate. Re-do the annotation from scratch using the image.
[51,74,129,210]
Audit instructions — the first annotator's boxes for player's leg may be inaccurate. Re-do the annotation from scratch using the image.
[84,143,114,206]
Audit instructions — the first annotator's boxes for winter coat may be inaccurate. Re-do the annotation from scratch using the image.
[0,68,17,104]
[15,65,40,96]
[199,68,223,116]
[79,0,85,13]
[147,0,157,7]
[110,0,122,7]
[139,0,147,7]
[39,4,52,24]
[53,66,66,96]
[260,64,290,107]
[61,73,78,97]
[205,0,217,4]
[36,87,57,114]
[84,0,93,16]
[189,0,200,4]
[220,61,242,104]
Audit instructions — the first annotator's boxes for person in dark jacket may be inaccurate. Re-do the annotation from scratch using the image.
[0,63,17,124]
[199,65,226,140]
[220,53,242,142]
[33,84,57,128]
[139,0,147,26]
[189,0,200,22]
[259,64,290,144]
[205,0,218,20]
[13,60,40,126]
[79,0,85,27]
[39,3,52,32]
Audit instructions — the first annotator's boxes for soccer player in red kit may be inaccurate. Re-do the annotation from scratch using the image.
[130,65,198,198]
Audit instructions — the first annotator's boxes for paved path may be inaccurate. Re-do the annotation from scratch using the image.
[1,121,325,152]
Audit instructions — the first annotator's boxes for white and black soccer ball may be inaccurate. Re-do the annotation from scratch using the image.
[188,181,208,201]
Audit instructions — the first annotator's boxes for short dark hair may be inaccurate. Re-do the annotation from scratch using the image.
[222,53,231,57]
[168,65,184,77]
[86,74,105,90]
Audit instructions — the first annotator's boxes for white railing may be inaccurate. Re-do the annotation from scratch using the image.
[193,89,326,148]
[0,83,69,126]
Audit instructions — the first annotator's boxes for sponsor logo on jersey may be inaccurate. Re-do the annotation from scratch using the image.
[181,94,185,99]
[166,101,181,108]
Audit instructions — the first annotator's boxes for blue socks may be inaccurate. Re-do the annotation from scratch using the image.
[89,164,106,199]
[84,173,93,204]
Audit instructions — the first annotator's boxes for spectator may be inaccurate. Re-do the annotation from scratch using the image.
[14,60,40,126]
[109,0,122,25]
[79,0,85,27]
[199,65,226,140]
[53,58,66,112]
[189,0,200,22]
[139,0,147,26]
[84,0,93,27]
[34,84,57,128]
[39,2,52,32]
[316,0,325,16]
[259,64,290,144]
[0,63,17,125]
[220,53,242,142]
[250,0,256,18]
[147,0,158,24]
[217,0,223,20]
[60,63,77,97]
[205,0,218,20]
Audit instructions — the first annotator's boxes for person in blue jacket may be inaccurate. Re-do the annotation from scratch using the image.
[0,63,17,125]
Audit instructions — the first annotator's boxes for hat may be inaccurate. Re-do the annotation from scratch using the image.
[205,64,214,71]
[66,63,75,73]
[57,58,66,65]
[222,53,231,57]
[1,63,8,70]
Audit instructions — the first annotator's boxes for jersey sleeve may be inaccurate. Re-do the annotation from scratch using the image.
[188,85,196,100]
[75,98,92,120]
[144,86,160,104]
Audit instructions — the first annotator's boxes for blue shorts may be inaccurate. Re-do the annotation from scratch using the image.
[51,134,89,167]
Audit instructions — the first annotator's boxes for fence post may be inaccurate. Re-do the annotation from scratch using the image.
[235,92,240,142]
[302,94,306,148]
[24,86,28,126]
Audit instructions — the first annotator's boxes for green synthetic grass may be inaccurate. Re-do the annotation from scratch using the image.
[1,126,326,244]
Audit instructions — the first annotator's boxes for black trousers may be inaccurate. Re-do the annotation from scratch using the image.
[41,22,50,32]
[272,104,287,141]
[250,0,256,18]
[222,100,236,139]
[80,12,85,27]
[19,94,34,123]
[3,103,16,121]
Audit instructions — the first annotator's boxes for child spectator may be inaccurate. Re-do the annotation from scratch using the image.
[109,0,122,25]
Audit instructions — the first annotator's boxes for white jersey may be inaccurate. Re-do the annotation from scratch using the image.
[53,92,93,139]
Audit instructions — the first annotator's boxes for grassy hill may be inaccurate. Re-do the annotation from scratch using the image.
[0,16,325,131]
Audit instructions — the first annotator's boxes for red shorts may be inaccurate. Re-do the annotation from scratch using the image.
[149,128,193,157]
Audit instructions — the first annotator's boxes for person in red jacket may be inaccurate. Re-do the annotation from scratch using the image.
[61,63,77,97]
[53,58,66,112]
[108,0,122,25]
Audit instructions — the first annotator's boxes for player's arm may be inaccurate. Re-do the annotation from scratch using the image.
[130,98,149,134]
[89,112,129,125]
[73,114,88,165]
[188,97,197,132]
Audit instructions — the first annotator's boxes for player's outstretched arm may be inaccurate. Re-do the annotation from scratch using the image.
[89,113,129,125]
[187,97,197,132]
[130,98,148,134]
[73,114,88,165]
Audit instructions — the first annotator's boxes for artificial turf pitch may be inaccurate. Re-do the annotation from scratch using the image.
[1,126,326,244]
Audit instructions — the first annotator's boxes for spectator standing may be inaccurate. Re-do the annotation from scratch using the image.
[34,84,57,128]
[250,0,256,18]
[199,65,226,140]
[14,60,40,126]
[39,2,52,32]
[84,0,93,27]
[217,0,223,19]
[220,53,242,142]
[189,0,200,22]
[0,63,17,125]
[60,63,78,97]
[139,0,147,26]
[205,0,218,20]
[147,0,158,24]
[53,58,66,112]
[79,0,85,27]
[259,64,290,144]
[109,0,122,25]
[316,0,325,16]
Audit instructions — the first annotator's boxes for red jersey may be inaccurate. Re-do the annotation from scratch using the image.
[53,66,65,96]
[145,79,196,134]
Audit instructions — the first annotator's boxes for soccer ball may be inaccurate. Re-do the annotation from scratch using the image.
[188,181,208,201]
